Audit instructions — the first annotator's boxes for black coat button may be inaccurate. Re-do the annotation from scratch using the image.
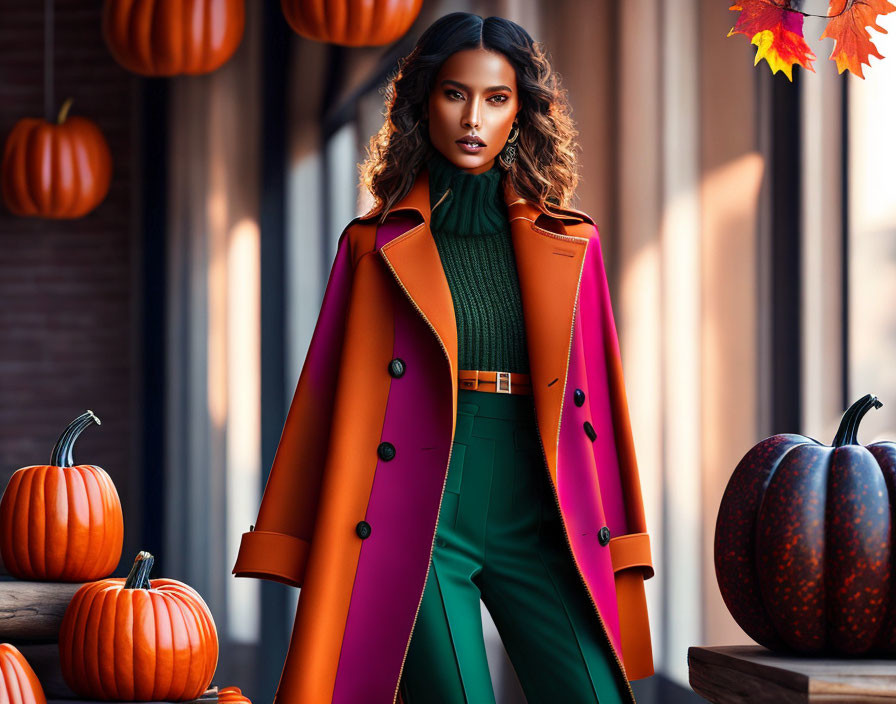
[378,442,396,461]
[574,388,585,406]
[356,521,371,539]
[388,358,406,377]
[583,421,597,442]
[598,526,611,546]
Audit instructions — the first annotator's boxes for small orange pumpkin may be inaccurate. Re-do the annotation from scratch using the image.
[1,98,112,219]
[59,551,219,701]
[0,644,47,704]
[280,0,423,46]
[0,410,123,581]
[102,0,245,76]
[218,686,251,703]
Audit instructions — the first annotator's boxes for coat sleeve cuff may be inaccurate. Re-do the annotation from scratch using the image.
[231,529,310,588]
[613,565,655,679]
[609,531,654,580]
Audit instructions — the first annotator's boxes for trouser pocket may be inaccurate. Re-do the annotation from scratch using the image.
[444,441,466,494]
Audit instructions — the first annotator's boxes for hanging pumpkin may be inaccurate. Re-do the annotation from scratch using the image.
[58,551,218,701]
[1,98,112,219]
[102,0,245,76]
[218,686,251,703]
[280,0,423,46]
[0,410,123,581]
[0,644,47,704]
[715,394,896,656]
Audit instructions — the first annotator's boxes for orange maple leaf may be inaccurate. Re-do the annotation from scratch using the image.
[729,0,818,80]
[821,0,896,78]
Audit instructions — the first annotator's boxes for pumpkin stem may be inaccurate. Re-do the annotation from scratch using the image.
[57,97,74,124]
[49,410,102,467]
[124,551,155,590]
[832,394,882,447]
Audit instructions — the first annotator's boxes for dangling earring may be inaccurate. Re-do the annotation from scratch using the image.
[498,121,520,169]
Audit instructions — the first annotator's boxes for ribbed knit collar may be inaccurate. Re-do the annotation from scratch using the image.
[426,148,507,237]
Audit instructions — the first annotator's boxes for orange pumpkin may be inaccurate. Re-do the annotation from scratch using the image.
[1,98,112,219]
[58,551,219,701]
[0,410,123,581]
[280,0,423,46]
[102,0,245,76]
[0,644,47,704]
[218,686,251,703]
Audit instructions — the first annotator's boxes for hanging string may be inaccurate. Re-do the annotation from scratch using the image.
[44,0,54,122]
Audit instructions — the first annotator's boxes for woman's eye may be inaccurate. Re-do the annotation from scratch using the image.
[444,90,507,104]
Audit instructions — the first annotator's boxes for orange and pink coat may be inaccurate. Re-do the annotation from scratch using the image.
[232,164,655,704]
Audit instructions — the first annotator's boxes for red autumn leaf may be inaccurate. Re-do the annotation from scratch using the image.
[820,0,896,78]
[729,0,817,81]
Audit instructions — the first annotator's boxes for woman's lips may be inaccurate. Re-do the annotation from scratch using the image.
[456,138,485,153]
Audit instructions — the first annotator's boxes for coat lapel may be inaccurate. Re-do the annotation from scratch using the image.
[372,163,591,486]
[505,182,589,486]
[376,167,460,435]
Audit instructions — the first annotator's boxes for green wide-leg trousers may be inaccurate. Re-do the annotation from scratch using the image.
[399,388,630,704]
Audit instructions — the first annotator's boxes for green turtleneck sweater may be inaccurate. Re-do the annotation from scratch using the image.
[426,149,530,374]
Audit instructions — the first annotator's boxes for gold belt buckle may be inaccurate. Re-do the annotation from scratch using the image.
[495,371,511,394]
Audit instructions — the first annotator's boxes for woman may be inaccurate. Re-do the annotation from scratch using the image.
[233,12,654,704]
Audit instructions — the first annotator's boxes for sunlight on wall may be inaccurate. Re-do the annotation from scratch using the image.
[208,189,229,429]
[658,0,701,685]
[327,123,360,261]
[227,217,261,642]
[619,237,666,679]
[700,152,765,650]
[848,17,896,443]
[659,188,702,681]
[800,7,846,444]
[286,152,326,387]
[849,15,896,444]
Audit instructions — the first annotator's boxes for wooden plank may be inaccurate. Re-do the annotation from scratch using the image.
[0,580,83,641]
[689,645,896,703]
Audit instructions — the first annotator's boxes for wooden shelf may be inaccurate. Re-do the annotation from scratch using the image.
[0,578,84,641]
[689,645,896,703]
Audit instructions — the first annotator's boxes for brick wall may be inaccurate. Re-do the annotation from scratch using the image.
[0,0,141,575]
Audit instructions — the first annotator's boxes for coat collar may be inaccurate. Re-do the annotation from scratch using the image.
[372,163,593,486]
[358,161,595,231]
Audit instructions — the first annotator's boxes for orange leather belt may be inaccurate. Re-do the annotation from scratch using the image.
[458,369,532,395]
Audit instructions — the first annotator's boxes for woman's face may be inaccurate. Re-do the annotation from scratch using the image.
[426,48,520,175]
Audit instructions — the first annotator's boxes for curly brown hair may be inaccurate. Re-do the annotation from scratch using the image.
[358,12,582,225]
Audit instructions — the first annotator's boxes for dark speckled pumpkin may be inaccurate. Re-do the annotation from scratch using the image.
[714,394,896,656]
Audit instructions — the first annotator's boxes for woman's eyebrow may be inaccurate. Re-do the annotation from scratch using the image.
[440,79,513,93]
